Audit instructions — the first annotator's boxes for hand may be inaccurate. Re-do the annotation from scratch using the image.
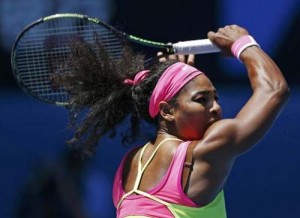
[207,25,249,57]
[157,52,195,66]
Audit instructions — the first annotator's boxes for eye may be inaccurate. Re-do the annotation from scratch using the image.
[214,95,219,101]
[194,96,207,104]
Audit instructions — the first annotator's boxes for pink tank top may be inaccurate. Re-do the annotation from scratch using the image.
[112,139,198,217]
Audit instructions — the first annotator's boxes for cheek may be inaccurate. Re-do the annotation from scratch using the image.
[176,110,208,138]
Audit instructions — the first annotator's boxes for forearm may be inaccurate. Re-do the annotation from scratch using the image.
[234,46,290,151]
[240,46,290,98]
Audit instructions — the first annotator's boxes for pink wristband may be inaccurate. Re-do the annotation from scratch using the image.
[231,35,259,60]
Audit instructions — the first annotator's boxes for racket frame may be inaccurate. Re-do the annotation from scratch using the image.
[11,13,216,106]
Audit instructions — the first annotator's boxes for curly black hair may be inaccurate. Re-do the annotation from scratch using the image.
[52,39,177,156]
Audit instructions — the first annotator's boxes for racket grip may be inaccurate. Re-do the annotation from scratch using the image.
[173,39,220,54]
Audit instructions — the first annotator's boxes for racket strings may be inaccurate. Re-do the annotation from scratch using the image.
[14,17,124,105]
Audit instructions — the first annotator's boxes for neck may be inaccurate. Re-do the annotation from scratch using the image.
[156,125,180,142]
[153,131,182,148]
[157,117,181,140]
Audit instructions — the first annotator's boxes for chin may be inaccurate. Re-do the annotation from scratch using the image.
[182,133,204,141]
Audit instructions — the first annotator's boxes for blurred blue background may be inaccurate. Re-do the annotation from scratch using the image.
[1,0,299,217]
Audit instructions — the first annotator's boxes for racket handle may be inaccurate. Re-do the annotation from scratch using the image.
[173,39,220,54]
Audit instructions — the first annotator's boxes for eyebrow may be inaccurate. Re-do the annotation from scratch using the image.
[192,89,218,97]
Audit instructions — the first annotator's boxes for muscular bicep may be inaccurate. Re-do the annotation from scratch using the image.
[195,119,258,161]
[197,89,286,158]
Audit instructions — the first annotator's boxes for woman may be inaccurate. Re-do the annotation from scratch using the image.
[54,25,290,217]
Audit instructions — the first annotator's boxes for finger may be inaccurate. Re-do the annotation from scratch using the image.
[207,31,216,41]
[157,52,167,62]
[168,54,177,60]
[178,54,185,62]
[187,54,195,66]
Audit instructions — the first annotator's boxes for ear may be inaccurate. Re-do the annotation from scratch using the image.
[158,101,175,122]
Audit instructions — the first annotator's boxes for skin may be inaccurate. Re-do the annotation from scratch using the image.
[122,25,290,206]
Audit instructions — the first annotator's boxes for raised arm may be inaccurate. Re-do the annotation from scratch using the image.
[200,25,290,157]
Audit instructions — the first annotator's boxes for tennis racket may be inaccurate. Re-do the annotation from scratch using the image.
[11,13,220,106]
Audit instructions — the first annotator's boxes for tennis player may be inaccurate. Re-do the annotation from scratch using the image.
[54,24,290,217]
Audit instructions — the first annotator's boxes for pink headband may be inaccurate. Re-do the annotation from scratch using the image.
[149,62,203,118]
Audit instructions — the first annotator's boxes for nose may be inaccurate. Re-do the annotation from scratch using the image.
[210,101,222,119]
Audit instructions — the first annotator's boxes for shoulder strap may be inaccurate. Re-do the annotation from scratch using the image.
[136,138,182,188]
[117,138,182,209]
[182,141,197,193]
